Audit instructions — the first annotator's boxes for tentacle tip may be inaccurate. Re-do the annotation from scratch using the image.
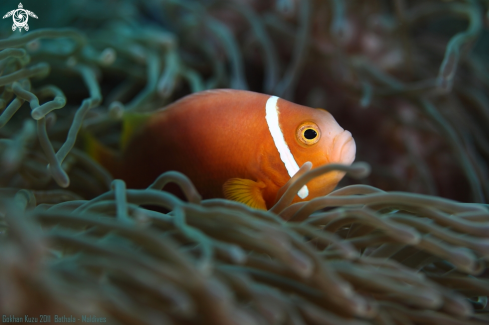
[108,101,125,120]
[110,179,126,190]
[349,162,371,179]
[190,194,203,204]
[58,178,70,188]
[31,110,42,120]
[447,298,474,318]
[289,249,314,278]
[56,97,66,106]
[49,165,70,188]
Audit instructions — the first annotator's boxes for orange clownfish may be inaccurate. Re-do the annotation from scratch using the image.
[86,89,356,210]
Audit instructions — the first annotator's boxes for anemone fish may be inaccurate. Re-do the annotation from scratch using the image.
[87,89,356,210]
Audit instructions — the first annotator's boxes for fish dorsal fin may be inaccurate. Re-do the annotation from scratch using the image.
[121,112,152,150]
[223,178,267,210]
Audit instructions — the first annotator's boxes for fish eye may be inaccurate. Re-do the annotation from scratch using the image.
[296,122,320,145]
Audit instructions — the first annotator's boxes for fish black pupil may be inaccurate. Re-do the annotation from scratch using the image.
[304,129,317,140]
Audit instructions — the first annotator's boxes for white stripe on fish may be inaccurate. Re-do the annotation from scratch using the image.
[265,96,309,199]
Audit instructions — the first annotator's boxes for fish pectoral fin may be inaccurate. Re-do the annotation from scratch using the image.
[223,178,267,210]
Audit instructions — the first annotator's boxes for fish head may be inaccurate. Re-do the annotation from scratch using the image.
[278,101,356,201]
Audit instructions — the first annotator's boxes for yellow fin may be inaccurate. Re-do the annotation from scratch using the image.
[82,131,118,172]
[121,112,152,150]
[223,178,267,210]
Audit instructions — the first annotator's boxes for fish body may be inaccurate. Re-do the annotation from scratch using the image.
[90,89,356,209]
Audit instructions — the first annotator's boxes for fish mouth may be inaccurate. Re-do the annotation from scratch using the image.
[330,130,356,164]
